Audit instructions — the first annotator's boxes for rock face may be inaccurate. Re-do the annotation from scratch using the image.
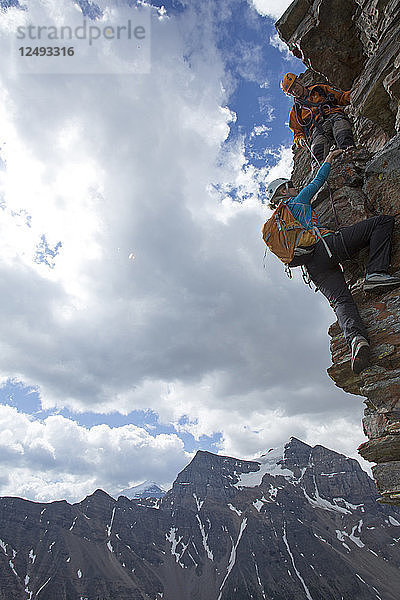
[1,439,400,599]
[276,1,400,504]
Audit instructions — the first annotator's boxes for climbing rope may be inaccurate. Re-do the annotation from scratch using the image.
[302,140,358,262]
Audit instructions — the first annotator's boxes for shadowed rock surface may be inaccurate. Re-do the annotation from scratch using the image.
[1,439,400,599]
[276,0,400,504]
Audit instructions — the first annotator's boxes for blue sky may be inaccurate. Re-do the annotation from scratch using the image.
[0,0,368,502]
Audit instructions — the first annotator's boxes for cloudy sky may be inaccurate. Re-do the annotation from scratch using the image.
[0,0,369,503]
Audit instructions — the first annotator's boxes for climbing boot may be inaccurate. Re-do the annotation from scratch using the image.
[351,335,370,374]
[364,272,400,292]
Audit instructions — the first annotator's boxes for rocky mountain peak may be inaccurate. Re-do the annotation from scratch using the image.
[118,480,165,500]
[164,449,261,507]
[283,436,312,463]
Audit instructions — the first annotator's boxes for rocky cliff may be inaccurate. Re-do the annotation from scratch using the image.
[276,0,400,504]
[1,438,400,599]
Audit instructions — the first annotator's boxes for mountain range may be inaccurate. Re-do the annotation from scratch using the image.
[1,438,400,599]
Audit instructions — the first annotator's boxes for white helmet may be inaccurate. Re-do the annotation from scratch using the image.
[266,178,292,205]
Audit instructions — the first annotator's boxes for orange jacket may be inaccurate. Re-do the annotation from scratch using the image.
[288,84,351,147]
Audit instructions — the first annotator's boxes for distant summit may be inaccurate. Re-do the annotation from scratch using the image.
[118,480,165,500]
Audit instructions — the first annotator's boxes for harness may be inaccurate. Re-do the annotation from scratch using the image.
[293,86,339,139]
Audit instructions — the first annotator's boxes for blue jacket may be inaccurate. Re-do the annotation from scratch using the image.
[285,162,330,231]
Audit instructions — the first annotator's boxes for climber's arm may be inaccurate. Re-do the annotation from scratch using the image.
[294,149,342,205]
[295,163,331,205]
[288,107,306,147]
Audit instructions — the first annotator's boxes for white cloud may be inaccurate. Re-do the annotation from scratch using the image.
[148,375,369,471]
[264,145,293,192]
[219,413,369,470]
[250,124,272,138]
[0,404,188,502]
[249,0,294,20]
[229,41,268,83]
[269,32,293,60]
[0,2,280,417]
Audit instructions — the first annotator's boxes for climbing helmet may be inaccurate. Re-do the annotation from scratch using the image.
[266,178,293,206]
[281,73,297,93]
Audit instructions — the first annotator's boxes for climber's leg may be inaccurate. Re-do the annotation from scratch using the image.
[329,215,395,273]
[311,118,333,162]
[306,240,368,344]
[332,114,355,149]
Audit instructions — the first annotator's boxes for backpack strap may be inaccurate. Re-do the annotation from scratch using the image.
[312,227,333,258]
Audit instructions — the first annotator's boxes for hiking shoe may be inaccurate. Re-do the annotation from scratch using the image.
[364,272,400,292]
[351,335,370,374]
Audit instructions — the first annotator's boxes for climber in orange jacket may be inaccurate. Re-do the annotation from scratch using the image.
[281,73,355,162]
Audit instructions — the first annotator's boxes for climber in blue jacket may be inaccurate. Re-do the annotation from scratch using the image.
[267,149,400,374]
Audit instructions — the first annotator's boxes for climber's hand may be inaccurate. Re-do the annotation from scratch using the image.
[325,149,343,163]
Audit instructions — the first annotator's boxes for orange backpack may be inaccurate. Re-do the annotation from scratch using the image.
[262,201,325,265]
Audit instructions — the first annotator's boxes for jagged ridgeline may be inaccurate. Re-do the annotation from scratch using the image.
[1,439,400,600]
[276,0,400,505]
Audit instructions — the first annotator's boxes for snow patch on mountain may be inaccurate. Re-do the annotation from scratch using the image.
[234,446,293,488]
[118,481,165,499]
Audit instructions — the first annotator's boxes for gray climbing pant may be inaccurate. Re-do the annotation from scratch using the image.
[311,113,354,162]
[305,215,395,344]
